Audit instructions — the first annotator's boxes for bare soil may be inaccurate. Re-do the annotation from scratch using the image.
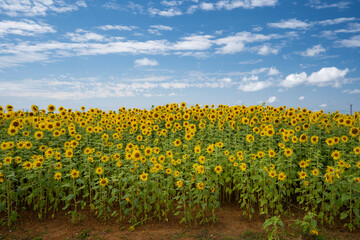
[1,203,359,240]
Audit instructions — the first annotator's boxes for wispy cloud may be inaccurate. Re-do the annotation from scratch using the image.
[148,25,173,35]
[134,58,159,67]
[338,35,360,48]
[0,20,55,37]
[308,0,352,9]
[97,25,138,31]
[268,19,310,29]
[300,44,326,56]
[0,0,86,17]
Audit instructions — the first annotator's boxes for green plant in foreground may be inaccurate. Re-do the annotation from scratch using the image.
[262,215,285,240]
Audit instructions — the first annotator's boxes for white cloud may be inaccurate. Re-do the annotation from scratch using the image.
[280,67,349,88]
[173,35,213,51]
[256,44,279,55]
[215,31,276,54]
[161,1,181,7]
[200,2,215,10]
[134,58,159,67]
[0,20,55,37]
[301,44,325,57]
[65,29,106,42]
[267,96,277,103]
[299,96,305,100]
[268,19,310,29]
[307,67,348,87]
[338,35,360,48]
[148,25,173,35]
[148,7,182,17]
[268,67,280,75]
[319,103,327,107]
[239,81,272,92]
[0,0,86,17]
[216,0,277,10]
[242,75,259,81]
[343,89,360,94]
[308,0,352,9]
[316,17,356,26]
[280,72,307,88]
[97,25,137,31]
[238,59,263,64]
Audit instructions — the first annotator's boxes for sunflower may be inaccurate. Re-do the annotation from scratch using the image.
[349,127,360,137]
[299,133,308,143]
[47,104,56,113]
[54,172,62,181]
[99,177,108,187]
[240,163,246,171]
[140,172,148,181]
[324,173,334,183]
[312,168,319,176]
[34,131,43,140]
[95,166,104,175]
[176,180,183,188]
[197,182,204,190]
[23,161,32,170]
[198,156,205,164]
[356,162,360,169]
[214,165,223,174]
[325,138,334,146]
[70,169,80,179]
[246,134,254,143]
[206,144,214,154]
[268,170,276,178]
[3,156,12,165]
[283,148,293,157]
[194,145,201,154]
[341,135,348,143]
[310,136,319,144]
[353,146,360,155]
[331,150,341,160]
[65,149,73,158]
[299,160,307,168]
[268,149,276,158]
[101,155,109,163]
[299,171,307,180]
[131,150,141,161]
[277,172,286,181]
[174,170,180,177]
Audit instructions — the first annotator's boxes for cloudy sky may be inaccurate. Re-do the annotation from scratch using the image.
[0,0,359,113]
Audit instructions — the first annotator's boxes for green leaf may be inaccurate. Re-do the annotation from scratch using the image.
[340,212,348,220]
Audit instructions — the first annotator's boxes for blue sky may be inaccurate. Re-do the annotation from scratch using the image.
[0,0,360,113]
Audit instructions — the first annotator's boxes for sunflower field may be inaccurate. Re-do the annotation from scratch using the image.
[0,103,359,232]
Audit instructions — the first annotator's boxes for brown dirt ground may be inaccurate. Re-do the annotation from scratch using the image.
[1,203,360,240]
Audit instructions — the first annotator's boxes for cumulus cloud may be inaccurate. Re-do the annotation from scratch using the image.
[300,44,325,57]
[0,20,55,37]
[134,58,159,67]
[280,67,349,88]
[267,96,278,103]
[299,96,305,100]
[268,67,280,75]
[256,45,279,55]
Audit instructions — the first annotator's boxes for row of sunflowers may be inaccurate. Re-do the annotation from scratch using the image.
[0,103,359,231]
